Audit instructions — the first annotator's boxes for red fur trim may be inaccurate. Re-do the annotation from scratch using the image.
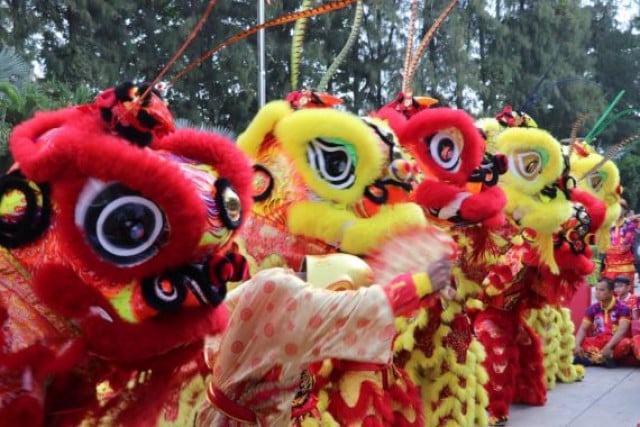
[110,347,205,425]
[32,264,228,362]
[400,108,485,185]
[0,344,55,427]
[153,128,254,234]
[570,188,607,232]
[371,105,409,136]
[412,180,459,208]
[9,105,105,182]
[0,395,44,427]
[52,129,208,280]
[457,227,502,272]
[459,186,507,226]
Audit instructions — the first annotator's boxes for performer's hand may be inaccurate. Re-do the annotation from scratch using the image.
[427,258,453,292]
[601,345,613,359]
[440,284,457,300]
[573,345,585,358]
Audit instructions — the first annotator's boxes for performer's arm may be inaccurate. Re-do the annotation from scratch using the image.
[382,258,451,317]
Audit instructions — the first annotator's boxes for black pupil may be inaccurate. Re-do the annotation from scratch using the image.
[225,196,240,213]
[438,139,455,161]
[103,203,154,248]
[325,150,348,176]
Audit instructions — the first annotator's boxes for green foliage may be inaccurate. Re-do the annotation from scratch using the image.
[0,47,30,89]
[0,46,95,172]
[0,0,639,197]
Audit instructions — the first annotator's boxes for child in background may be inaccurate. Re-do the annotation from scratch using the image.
[613,276,639,320]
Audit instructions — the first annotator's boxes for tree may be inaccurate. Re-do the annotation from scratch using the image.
[0,48,94,172]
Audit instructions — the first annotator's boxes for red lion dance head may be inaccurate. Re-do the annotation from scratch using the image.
[0,81,253,425]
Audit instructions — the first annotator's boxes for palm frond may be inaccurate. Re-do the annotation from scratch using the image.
[0,48,30,89]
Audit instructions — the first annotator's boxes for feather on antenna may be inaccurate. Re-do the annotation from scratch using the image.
[578,134,640,181]
[169,0,357,85]
[290,0,313,90]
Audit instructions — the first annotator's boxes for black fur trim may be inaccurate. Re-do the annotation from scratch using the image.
[0,171,51,248]
[252,164,274,202]
[114,123,153,147]
[214,179,243,230]
[364,181,389,205]
[100,81,163,147]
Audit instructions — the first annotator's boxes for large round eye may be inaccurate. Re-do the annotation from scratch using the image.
[588,172,604,192]
[76,181,167,266]
[307,138,356,189]
[428,129,463,172]
[215,179,243,229]
[511,151,542,180]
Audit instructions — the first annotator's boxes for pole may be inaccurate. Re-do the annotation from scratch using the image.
[258,0,266,107]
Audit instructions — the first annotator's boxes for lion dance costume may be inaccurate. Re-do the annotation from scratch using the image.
[472,120,579,425]
[0,81,255,425]
[229,90,438,426]
[376,93,508,427]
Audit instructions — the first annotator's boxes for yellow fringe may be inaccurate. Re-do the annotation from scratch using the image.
[526,305,585,389]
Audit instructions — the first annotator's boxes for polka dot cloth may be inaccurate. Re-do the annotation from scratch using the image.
[206,267,395,426]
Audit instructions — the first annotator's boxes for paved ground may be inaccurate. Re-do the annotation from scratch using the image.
[509,366,640,426]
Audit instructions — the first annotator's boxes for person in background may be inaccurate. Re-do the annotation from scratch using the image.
[574,277,631,367]
[602,199,640,287]
[613,276,639,319]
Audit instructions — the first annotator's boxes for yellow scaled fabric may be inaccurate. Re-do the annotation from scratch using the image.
[526,305,584,389]
[394,266,490,427]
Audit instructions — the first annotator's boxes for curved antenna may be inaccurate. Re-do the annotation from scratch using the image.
[566,112,588,159]
[290,0,313,90]
[518,50,560,112]
[401,0,420,96]
[578,134,640,181]
[584,90,625,143]
[519,77,600,114]
[169,0,357,86]
[141,0,218,100]
[404,0,458,99]
[317,0,364,91]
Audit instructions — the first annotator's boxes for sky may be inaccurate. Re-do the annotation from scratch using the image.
[617,0,639,29]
